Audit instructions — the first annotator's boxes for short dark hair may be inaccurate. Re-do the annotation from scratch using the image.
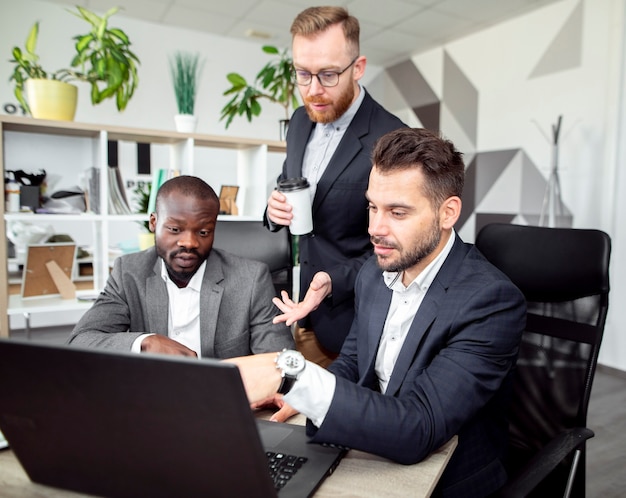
[290,6,360,58]
[371,128,465,209]
[155,175,219,214]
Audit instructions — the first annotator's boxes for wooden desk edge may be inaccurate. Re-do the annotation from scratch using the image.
[258,410,458,497]
[1,412,457,498]
[423,435,458,496]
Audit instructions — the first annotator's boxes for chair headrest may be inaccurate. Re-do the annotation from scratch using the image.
[475,223,611,302]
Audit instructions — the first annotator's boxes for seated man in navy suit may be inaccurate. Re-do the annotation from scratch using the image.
[227,128,526,497]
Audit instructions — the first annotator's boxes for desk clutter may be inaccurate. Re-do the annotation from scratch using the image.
[4,169,46,213]
[4,168,91,214]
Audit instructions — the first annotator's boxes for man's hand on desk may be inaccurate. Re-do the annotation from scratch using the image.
[223,352,282,404]
[252,394,299,423]
[140,335,198,357]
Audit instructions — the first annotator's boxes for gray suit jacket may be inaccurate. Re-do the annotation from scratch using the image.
[68,247,294,357]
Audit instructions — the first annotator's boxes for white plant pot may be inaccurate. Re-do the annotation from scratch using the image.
[174,114,197,133]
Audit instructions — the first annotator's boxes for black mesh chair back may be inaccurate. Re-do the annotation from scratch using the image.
[213,220,292,296]
[475,223,611,498]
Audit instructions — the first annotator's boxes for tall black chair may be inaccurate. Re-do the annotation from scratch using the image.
[213,219,292,297]
[475,223,611,498]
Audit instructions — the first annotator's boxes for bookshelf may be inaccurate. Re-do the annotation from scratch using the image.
[0,115,286,337]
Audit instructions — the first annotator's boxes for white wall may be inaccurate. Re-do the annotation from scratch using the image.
[406,0,625,371]
[605,0,626,373]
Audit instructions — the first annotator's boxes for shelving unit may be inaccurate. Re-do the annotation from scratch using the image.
[1,115,286,337]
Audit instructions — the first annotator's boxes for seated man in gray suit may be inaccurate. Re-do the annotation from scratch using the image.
[68,175,294,358]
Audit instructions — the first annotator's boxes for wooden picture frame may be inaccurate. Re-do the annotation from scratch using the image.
[21,243,77,299]
[219,185,239,215]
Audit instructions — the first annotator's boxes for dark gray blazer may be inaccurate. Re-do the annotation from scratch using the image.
[267,89,406,352]
[68,247,294,357]
[311,235,526,497]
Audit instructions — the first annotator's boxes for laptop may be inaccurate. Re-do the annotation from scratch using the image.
[0,339,345,498]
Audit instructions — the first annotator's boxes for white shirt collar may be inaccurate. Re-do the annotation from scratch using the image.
[319,83,365,132]
[383,229,456,292]
[160,258,206,291]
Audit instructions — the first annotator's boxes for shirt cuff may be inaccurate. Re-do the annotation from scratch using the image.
[131,333,154,353]
[284,361,336,428]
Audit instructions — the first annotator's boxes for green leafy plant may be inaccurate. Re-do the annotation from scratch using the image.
[220,45,300,129]
[9,5,140,114]
[133,182,151,232]
[169,51,204,115]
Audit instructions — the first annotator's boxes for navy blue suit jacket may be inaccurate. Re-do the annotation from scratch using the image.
[310,235,526,497]
[267,90,406,352]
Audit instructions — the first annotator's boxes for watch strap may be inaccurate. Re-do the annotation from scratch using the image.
[277,375,297,395]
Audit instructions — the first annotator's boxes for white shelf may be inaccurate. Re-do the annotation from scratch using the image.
[5,213,105,222]
[7,292,96,316]
[1,115,285,336]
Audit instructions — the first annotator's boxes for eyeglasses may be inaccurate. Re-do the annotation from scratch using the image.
[292,56,359,87]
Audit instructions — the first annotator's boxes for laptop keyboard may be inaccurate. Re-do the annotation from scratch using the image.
[266,451,308,491]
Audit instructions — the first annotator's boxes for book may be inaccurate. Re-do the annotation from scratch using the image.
[146,168,180,215]
[84,167,100,214]
[108,165,132,215]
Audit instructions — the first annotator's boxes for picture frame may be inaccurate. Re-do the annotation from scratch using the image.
[21,243,77,299]
[219,185,239,215]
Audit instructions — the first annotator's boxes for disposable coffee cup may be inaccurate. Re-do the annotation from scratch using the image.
[278,177,313,235]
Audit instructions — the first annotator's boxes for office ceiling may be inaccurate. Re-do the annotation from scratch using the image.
[43,0,562,67]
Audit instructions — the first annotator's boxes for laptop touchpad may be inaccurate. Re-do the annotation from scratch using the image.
[257,421,294,448]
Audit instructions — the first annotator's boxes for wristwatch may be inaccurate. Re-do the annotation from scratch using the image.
[275,349,306,395]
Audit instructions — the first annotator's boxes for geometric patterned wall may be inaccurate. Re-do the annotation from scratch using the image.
[377,1,584,239]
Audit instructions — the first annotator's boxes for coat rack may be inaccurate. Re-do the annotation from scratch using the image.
[538,115,566,227]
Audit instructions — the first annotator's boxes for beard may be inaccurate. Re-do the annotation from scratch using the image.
[304,83,355,124]
[372,218,441,273]
[157,246,205,287]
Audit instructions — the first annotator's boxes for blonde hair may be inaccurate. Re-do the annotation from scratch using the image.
[290,6,360,57]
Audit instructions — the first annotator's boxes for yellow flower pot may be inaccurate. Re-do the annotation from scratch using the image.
[138,232,155,250]
[25,79,78,121]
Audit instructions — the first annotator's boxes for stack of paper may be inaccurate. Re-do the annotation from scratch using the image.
[108,165,132,215]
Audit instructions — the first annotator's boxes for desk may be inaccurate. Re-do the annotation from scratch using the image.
[0,415,457,498]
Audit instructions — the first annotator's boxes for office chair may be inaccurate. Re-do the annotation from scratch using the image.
[213,219,293,297]
[475,223,611,498]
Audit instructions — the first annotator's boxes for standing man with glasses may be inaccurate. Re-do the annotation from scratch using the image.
[266,6,406,367]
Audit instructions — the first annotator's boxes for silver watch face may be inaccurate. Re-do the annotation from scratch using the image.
[277,350,305,377]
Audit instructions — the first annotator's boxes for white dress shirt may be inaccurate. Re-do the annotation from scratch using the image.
[285,231,456,426]
[300,84,365,201]
[131,260,206,357]
[375,232,454,393]
[266,86,365,229]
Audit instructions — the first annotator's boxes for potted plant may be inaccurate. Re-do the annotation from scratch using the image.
[133,181,154,250]
[9,5,140,121]
[220,45,299,139]
[169,51,204,133]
